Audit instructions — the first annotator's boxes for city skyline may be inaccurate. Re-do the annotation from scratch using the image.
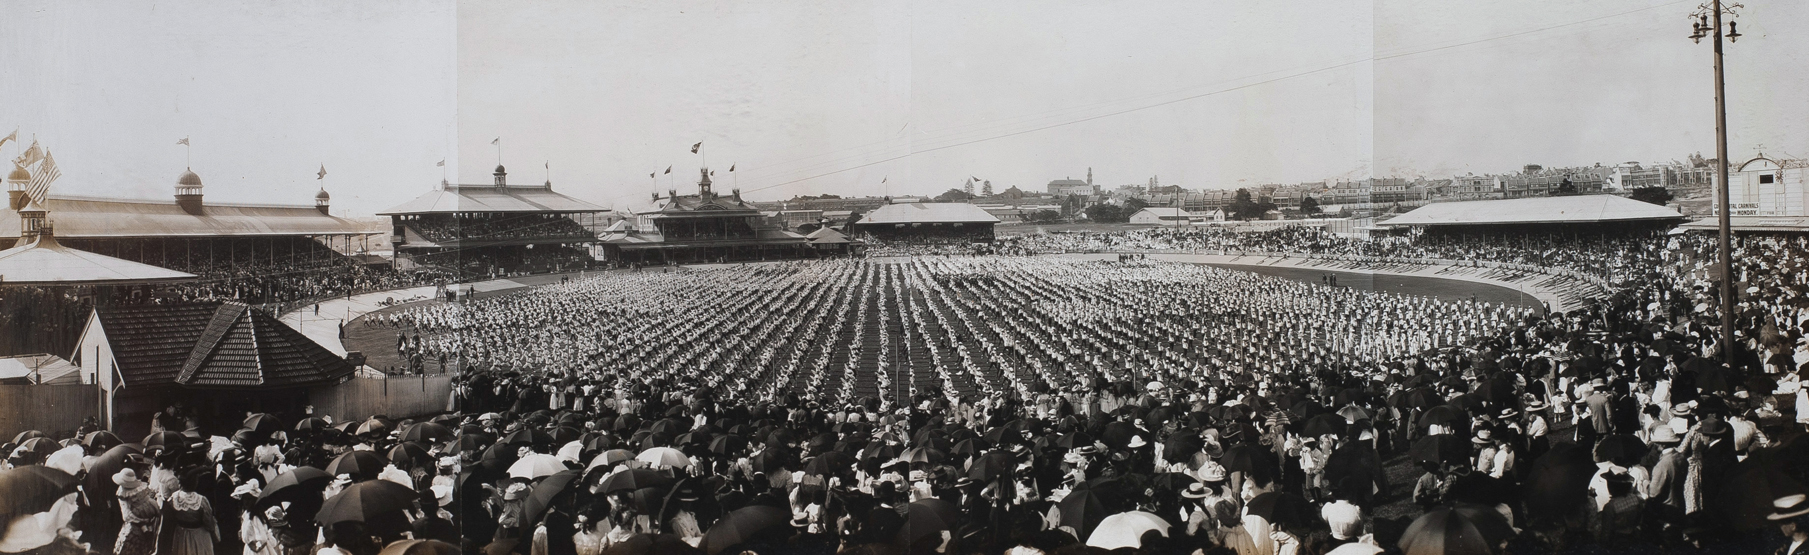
[2,0,1806,216]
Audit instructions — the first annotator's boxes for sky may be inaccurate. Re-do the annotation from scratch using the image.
[2,0,1805,216]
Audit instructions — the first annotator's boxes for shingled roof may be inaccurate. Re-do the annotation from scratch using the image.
[95,302,353,389]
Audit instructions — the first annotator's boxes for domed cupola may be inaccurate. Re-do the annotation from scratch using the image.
[315,187,332,215]
[176,168,205,215]
[7,164,30,211]
[494,164,507,187]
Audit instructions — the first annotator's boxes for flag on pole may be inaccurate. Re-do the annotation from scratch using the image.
[971,175,980,181]
[24,151,59,203]
[690,142,702,154]
[491,137,500,145]
[664,166,672,174]
[0,128,16,148]
[881,177,887,183]
[436,159,445,167]
[650,172,656,179]
[14,140,43,168]
[317,165,327,180]
[728,164,735,172]
[177,137,189,146]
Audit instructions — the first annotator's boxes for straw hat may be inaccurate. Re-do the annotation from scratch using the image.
[113,468,144,490]
[1768,494,1809,521]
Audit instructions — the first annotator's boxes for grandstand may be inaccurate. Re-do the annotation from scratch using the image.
[1381,194,1685,232]
[380,165,609,277]
[598,168,813,263]
[851,202,1001,241]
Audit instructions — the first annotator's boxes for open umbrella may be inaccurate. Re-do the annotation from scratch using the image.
[1301,413,1347,438]
[707,435,747,456]
[599,469,674,494]
[388,443,433,470]
[1218,444,1268,475]
[9,431,45,444]
[1418,406,1468,432]
[1592,434,1647,467]
[1522,443,1597,518]
[967,450,1017,482]
[589,449,635,470]
[1397,504,1513,555]
[141,431,188,454]
[803,451,855,478]
[1245,491,1313,530]
[244,413,283,435]
[700,505,790,555]
[1411,435,1470,467]
[523,469,582,525]
[257,466,332,510]
[295,418,331,433]
[950,438,988,458]
[1085,511,1170,550]
[81,444,143,505]
[355,419,391,437]
[603,533,701,555]
[502,428,554,447]
[399,422,453,444]
[899,499,962,547]
[327,451,389,481]
[0,465,77,516]
[81,431,123,452]
[901,446,944,465]
[315,479,417,525]
[11,437,61,461]
[378,540,459,555]
[508,453,568,480]
[1057,488,1109,538]
[635,447,691,469]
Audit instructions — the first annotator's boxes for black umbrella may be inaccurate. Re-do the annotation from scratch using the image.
[141,431,188,453]
[599,468,674,494]
[707,435,747,456]
[1397,503,1514,555]
[82,444,143,505]
[327,451,389,481]
[82,431,123,451]
[1411,435,1470,467]
[700,505,789,555]
[1245,491,1313,529]
[295,418,331,433]
[256,466,332,510]
[315,479,417,525]
[523,469,582,526]
[501,428,553,447]
[1418,405,1468,431]
[951,438,988,457]
[1522,443,1597,518]
[1056,432,1094,451]
[1592,434,1647,467]
[967,450,1016,482]
[1301,413,1346,438]
[378,539,460,555]
[899,498,962,547]
[1057,488,1109,539]
[0,465,77,516]
[244,413,283,435]
[603,533,701,555]
[803,452,856,478]
[399,422,454,444]
[388,442,433,470]
[9,431,45,444]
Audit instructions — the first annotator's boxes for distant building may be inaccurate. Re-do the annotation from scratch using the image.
[1047,168,1097,196]
[852,202,1001,241]
[1129,207,1219,225]
[1725,155,1808,217]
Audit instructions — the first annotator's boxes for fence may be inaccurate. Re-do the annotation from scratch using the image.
[308,375,454,423]
[0,384,99,439]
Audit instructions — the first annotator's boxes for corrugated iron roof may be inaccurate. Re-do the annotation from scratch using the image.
[379,185,609,215]
[1383,195,1684,226]
[0,196,373,239]
[858,203,1002,225]
[0,231,196,285]
[97,302,353,389]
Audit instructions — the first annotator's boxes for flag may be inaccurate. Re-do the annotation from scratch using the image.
[881,177,887,183]
[436,159,445,167]
[14,140,43,168]
[0,128,15,148]
[650,172,656,179]
[177,137,189,146]
[664,166,672,174]
[491,137,500,145]
[690,142,701,154]
[971,175,980,181]
[317,164,327,180]
[24,151,58,203]
[728,164,735,172]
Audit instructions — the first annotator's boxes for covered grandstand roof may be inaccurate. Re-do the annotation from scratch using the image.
[858,203,1002,225]
[379,184,608,215]
[0,229,196,285]
[0,196,372,240]
[1382,195,1684,227]
[1678,216,1809,233]
[806,227,851,245]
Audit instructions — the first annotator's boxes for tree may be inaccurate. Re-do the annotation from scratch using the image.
[1029,209,1062,223]
[1122,197,1149,214]
[1084,204,1126,223]
[846,210,865,227]
[934,188,974,203]
[1299,196,1322,216]
[1225,188,1276,220]
[1629,186,1674,206]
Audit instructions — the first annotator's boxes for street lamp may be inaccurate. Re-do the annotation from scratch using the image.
[1688,1,1742,364]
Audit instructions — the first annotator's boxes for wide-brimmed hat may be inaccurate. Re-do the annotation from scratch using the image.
[1523,400,1548,412]
[1073,445,1103,456]
[1649,426,1682,444]
[1181,482,1211,499]
[1769,494,1809,521]
[1472,428,1495,445]
[1670,404,1694,418]
[503,482,529,501]
[1198,460,1227,483]
[1698,419,1731,437]
[113,468,144,489]
[1126,436,1147,449]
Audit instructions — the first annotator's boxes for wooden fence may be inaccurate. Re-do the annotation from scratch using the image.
[308,375,454,423]
[0,384,100,439]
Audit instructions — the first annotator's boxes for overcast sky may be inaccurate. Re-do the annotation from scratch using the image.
[2,0,1804,216]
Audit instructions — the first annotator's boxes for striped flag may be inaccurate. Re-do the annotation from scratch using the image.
[25,151,59,203]
[14,139,43,168]
[436,159,445,167]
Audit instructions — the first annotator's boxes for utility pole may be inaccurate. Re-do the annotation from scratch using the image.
[1689,1,1741,363]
